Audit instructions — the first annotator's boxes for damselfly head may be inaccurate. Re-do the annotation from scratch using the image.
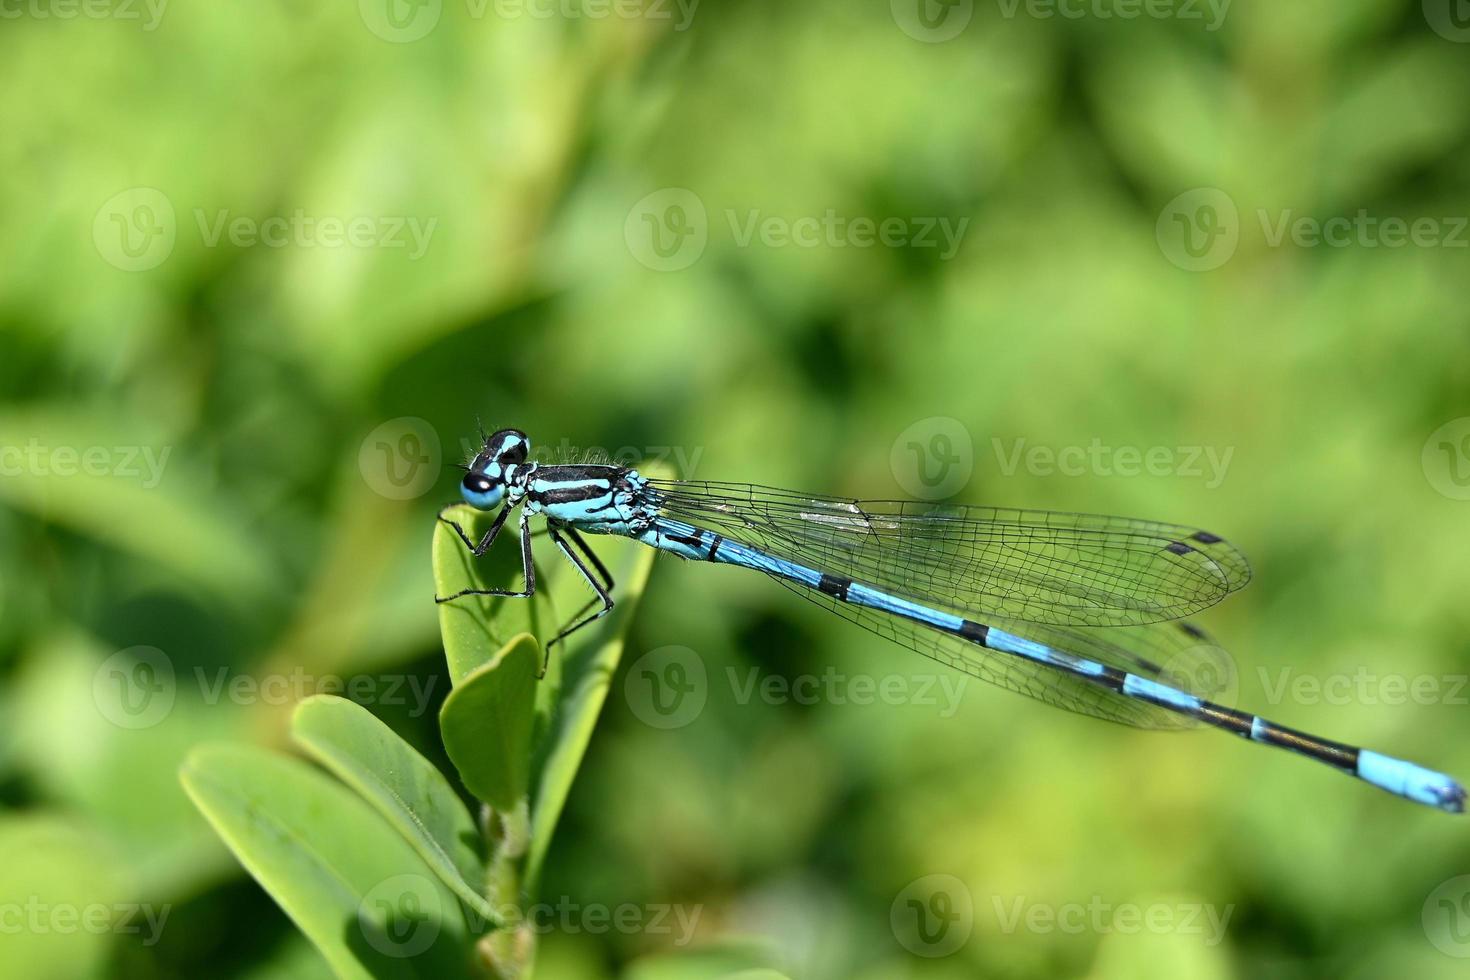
[459,428,531,510]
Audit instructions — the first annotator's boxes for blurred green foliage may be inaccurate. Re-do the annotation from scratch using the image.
[2,1,1470,978]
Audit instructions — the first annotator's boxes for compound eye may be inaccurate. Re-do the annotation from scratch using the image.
[459,473,504,510]
[489,429,529,464]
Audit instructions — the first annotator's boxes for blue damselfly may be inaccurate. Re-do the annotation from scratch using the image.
[437,428,1464,813]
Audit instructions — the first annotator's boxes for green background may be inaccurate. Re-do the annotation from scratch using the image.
[2,1,1469,977]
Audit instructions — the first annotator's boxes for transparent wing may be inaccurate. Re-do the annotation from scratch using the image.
[775,573,1235,728]
[648,480,1251,628]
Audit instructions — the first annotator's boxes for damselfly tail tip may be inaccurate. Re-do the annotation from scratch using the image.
[1356,750,1466,814]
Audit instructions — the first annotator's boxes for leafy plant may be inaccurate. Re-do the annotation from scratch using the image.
[181,499,660,979]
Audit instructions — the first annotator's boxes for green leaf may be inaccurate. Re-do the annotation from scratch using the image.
[181,744,474,980]
[291,695,497,927]
[439,635,539,813]
[526,533,658,891]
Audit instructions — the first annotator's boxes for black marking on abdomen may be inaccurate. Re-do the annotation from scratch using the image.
[706,534,723,560]
[817,573,850,600]
[1251,719,1359,772]
[958,620,988,643]
[1197,702,1255,738]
